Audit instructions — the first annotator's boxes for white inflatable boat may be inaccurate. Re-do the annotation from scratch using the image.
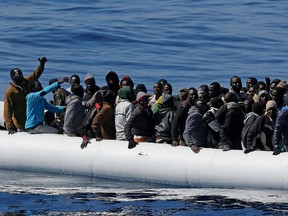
[0,101,287,190]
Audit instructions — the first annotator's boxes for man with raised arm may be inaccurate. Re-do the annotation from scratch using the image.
[4,57,47,134]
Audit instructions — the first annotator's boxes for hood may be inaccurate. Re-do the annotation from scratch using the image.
[106,71,119,85]
[188,106,199,115]
[244,112,259,124]
[65,94,81,104]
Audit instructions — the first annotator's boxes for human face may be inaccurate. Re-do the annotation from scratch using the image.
[163,85,172,95]
[12,69,24,85]
[188,89,198,101]
[246,78,253,89]
[85,79,95,92]
[153,83,162,96]
[70,76,80,87]
[209,85,219,98]
[248,87,256,97]
[231,77,242,93]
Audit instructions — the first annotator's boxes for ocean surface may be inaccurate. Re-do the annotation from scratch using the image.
[0,0,288,215]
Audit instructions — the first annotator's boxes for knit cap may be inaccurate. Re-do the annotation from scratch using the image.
[84,72,94,81]
[265,100,277,111]
[258,90,269,99]
[118,86,132,100]
[136,91,149,102]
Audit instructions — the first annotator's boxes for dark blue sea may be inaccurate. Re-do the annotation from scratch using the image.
[1,0,288,215]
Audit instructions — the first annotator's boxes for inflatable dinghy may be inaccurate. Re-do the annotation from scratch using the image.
[0,101,287,190]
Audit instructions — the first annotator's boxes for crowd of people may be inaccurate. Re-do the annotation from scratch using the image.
[2,57,288,155]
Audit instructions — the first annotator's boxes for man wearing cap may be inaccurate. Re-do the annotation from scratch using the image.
[272,94,288,155]
[124,91,154,149]
[4,57,47,134]
[83,72,100,102]
[246,100,278,152]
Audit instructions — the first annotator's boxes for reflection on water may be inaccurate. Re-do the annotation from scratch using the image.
[0,169,288,215]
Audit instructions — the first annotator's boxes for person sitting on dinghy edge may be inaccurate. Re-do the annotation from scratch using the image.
[125,91,155,149]
[25,77,69,134]
[183,99,209,153]
[91,90,116,142]
[80,90,104,149]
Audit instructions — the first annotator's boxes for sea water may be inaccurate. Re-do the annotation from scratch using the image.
[0,0,288,214]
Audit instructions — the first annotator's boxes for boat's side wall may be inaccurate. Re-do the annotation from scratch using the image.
[0,131,288,190]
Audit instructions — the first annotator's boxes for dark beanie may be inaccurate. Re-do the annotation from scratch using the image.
[136,84,147,93]
[252,102,265,116]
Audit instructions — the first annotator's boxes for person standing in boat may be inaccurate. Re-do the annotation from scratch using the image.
[66,74,81,94]
[125,91,154,149]
[183,99,209,153]
[63,84,86,136]
[4,57,48,134]
[25,77,69,134]
[272,94,288,155]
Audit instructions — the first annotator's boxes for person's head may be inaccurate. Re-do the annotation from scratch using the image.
[136,91,149,109]
[84,73,96,91]
[120,76,134,89]
[224,92,238,103]
[30,80,43,93]
[270,87,285,106]
[69,74,80,88]
[158,78,168,86]
[209,82,221,98]
[210,97,224,109]
[187,87,198,102]
[105,71,119,87]
[135,84,147,94]
[270,79,281,92]
[265,100,277,119]
[230,76,242,93]
[195,99,209,115]
[71,84,84,98]
[247,86,256,97]
[102,90,115,104]
[243,97,255,113]
[163,83,173,95]
[178,88,188,101]
[246,77,258,90]
[10,68,24,85]
[252,102,265,116]
[118,86,133,101]
[153,82,163,97]
[258,90,269,105]
[198,84,209,102]
[255,81,266,92]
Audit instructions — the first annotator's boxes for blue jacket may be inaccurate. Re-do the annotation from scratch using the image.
[273,107,288,148]
[25,82,64,129]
